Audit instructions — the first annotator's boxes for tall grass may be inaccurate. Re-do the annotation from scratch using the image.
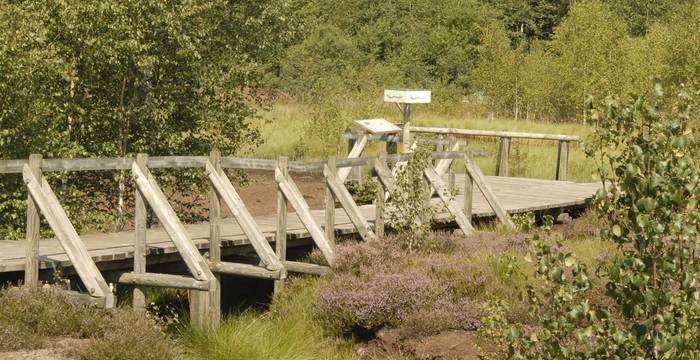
[250,101,596,182]
[180,278,358,360]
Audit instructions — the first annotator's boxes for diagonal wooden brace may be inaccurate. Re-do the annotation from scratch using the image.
[463,156,515,229]
[324,165,375,242]
[275,167,335,265]
[23,165,115,307]
[131,162,214,283]
[423,166,475,236]
[206,161,282,271]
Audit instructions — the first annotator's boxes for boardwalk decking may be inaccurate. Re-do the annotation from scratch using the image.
[0,175,599,274]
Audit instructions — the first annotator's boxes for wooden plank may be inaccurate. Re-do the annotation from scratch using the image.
[338,133,368,182]
[409,126,580,141]
[25,154,42,288]
[275,167,335,265]
[324,165,375,242]
[115,272,210,290]
[374,159,398,195]
[496,137,510,177]
[556,140,569,181]
[325,157,336,247]
[208,150,222,327]
[131,162,214,282]
[343,131,465,146]
[428,143,460,197]
[44,157,133,172]
[375,180,385,239]
[464,166,474,220]
[448,137,457,193]
[133,154,148,312]
[424,166,475,235]
[274,157,288,293]
[210,261,282,280]
[463,156,516,229]
[148,156,206,169]
[284,261,330,275]
[0,159,26,174]
[22,165,115,307]
[63,289,107,307]
[0,152,468,175]
[206,161,282,270]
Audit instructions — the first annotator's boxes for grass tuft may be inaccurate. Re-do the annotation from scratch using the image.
[180,278,357,360]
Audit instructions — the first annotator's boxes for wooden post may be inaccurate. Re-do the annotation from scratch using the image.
[448,136,456,194]
[402,104,411,151]
[354,163,363,185]
[464,157,473,221]
[25,154,42,288]
[325,156,336,249]
[386,138,398,157]
[133,154,148,312]
[274,157,288,293]
[556,140,569,181]
[347,137,359,183]
[496,137,510,176]
[376,152,386,239]
[207,149,221,327]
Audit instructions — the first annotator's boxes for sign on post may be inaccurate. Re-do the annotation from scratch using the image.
[383,89,431,104]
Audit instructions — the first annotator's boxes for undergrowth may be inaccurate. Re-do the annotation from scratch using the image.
[0,286,177,360]
[180,277,357,360]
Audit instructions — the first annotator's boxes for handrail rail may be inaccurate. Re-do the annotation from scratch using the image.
[409,126,580,142]
[0,151,465,174]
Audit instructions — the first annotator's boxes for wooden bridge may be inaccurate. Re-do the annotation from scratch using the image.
[0,125,597,328]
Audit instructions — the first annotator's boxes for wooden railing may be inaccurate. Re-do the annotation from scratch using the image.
[344,124,580,181]
[0,150,515,329]
[409,126,579,181]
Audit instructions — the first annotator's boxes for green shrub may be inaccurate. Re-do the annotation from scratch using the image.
[0,286,178,359]
[387,148,436,251]
[77,308,179,360]
[498,87,700,359]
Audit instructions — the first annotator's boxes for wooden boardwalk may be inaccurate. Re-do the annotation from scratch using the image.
[0,175,598,274]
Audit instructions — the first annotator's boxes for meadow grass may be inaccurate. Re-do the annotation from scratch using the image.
[179,277,359,360]
[250,101,597,182]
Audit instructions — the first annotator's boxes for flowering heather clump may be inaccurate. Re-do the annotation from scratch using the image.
[0,286,178,359]
[331,239,403,276]
[402,297,482,336]
[315,271,441,334]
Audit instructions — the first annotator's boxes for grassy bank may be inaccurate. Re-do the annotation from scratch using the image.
[250,101,596,182]
[179,212,610,360]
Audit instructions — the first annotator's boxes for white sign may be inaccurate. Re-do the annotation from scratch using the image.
[383,89,431,104]
[354,119,402,135]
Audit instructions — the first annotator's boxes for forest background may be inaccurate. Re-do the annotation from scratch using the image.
[1,0,698,238]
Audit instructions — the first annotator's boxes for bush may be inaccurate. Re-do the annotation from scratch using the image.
[0,286,178,359]
[316,271,442,334]
[77,308,179,360]
[498,87,700,359]
[387,148,436,251]
[315,235,484,337]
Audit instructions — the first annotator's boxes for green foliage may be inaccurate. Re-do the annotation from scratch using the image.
[485,0,569,42]
[512,212,537,233]
[0,0,295,238]
[495,87,700,359]
[387,148,435,251]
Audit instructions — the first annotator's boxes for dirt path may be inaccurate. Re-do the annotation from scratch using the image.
[231,170,326,216]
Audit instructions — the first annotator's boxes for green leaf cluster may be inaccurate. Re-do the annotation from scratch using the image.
[503,86,700,359]
[0,0,296,238]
